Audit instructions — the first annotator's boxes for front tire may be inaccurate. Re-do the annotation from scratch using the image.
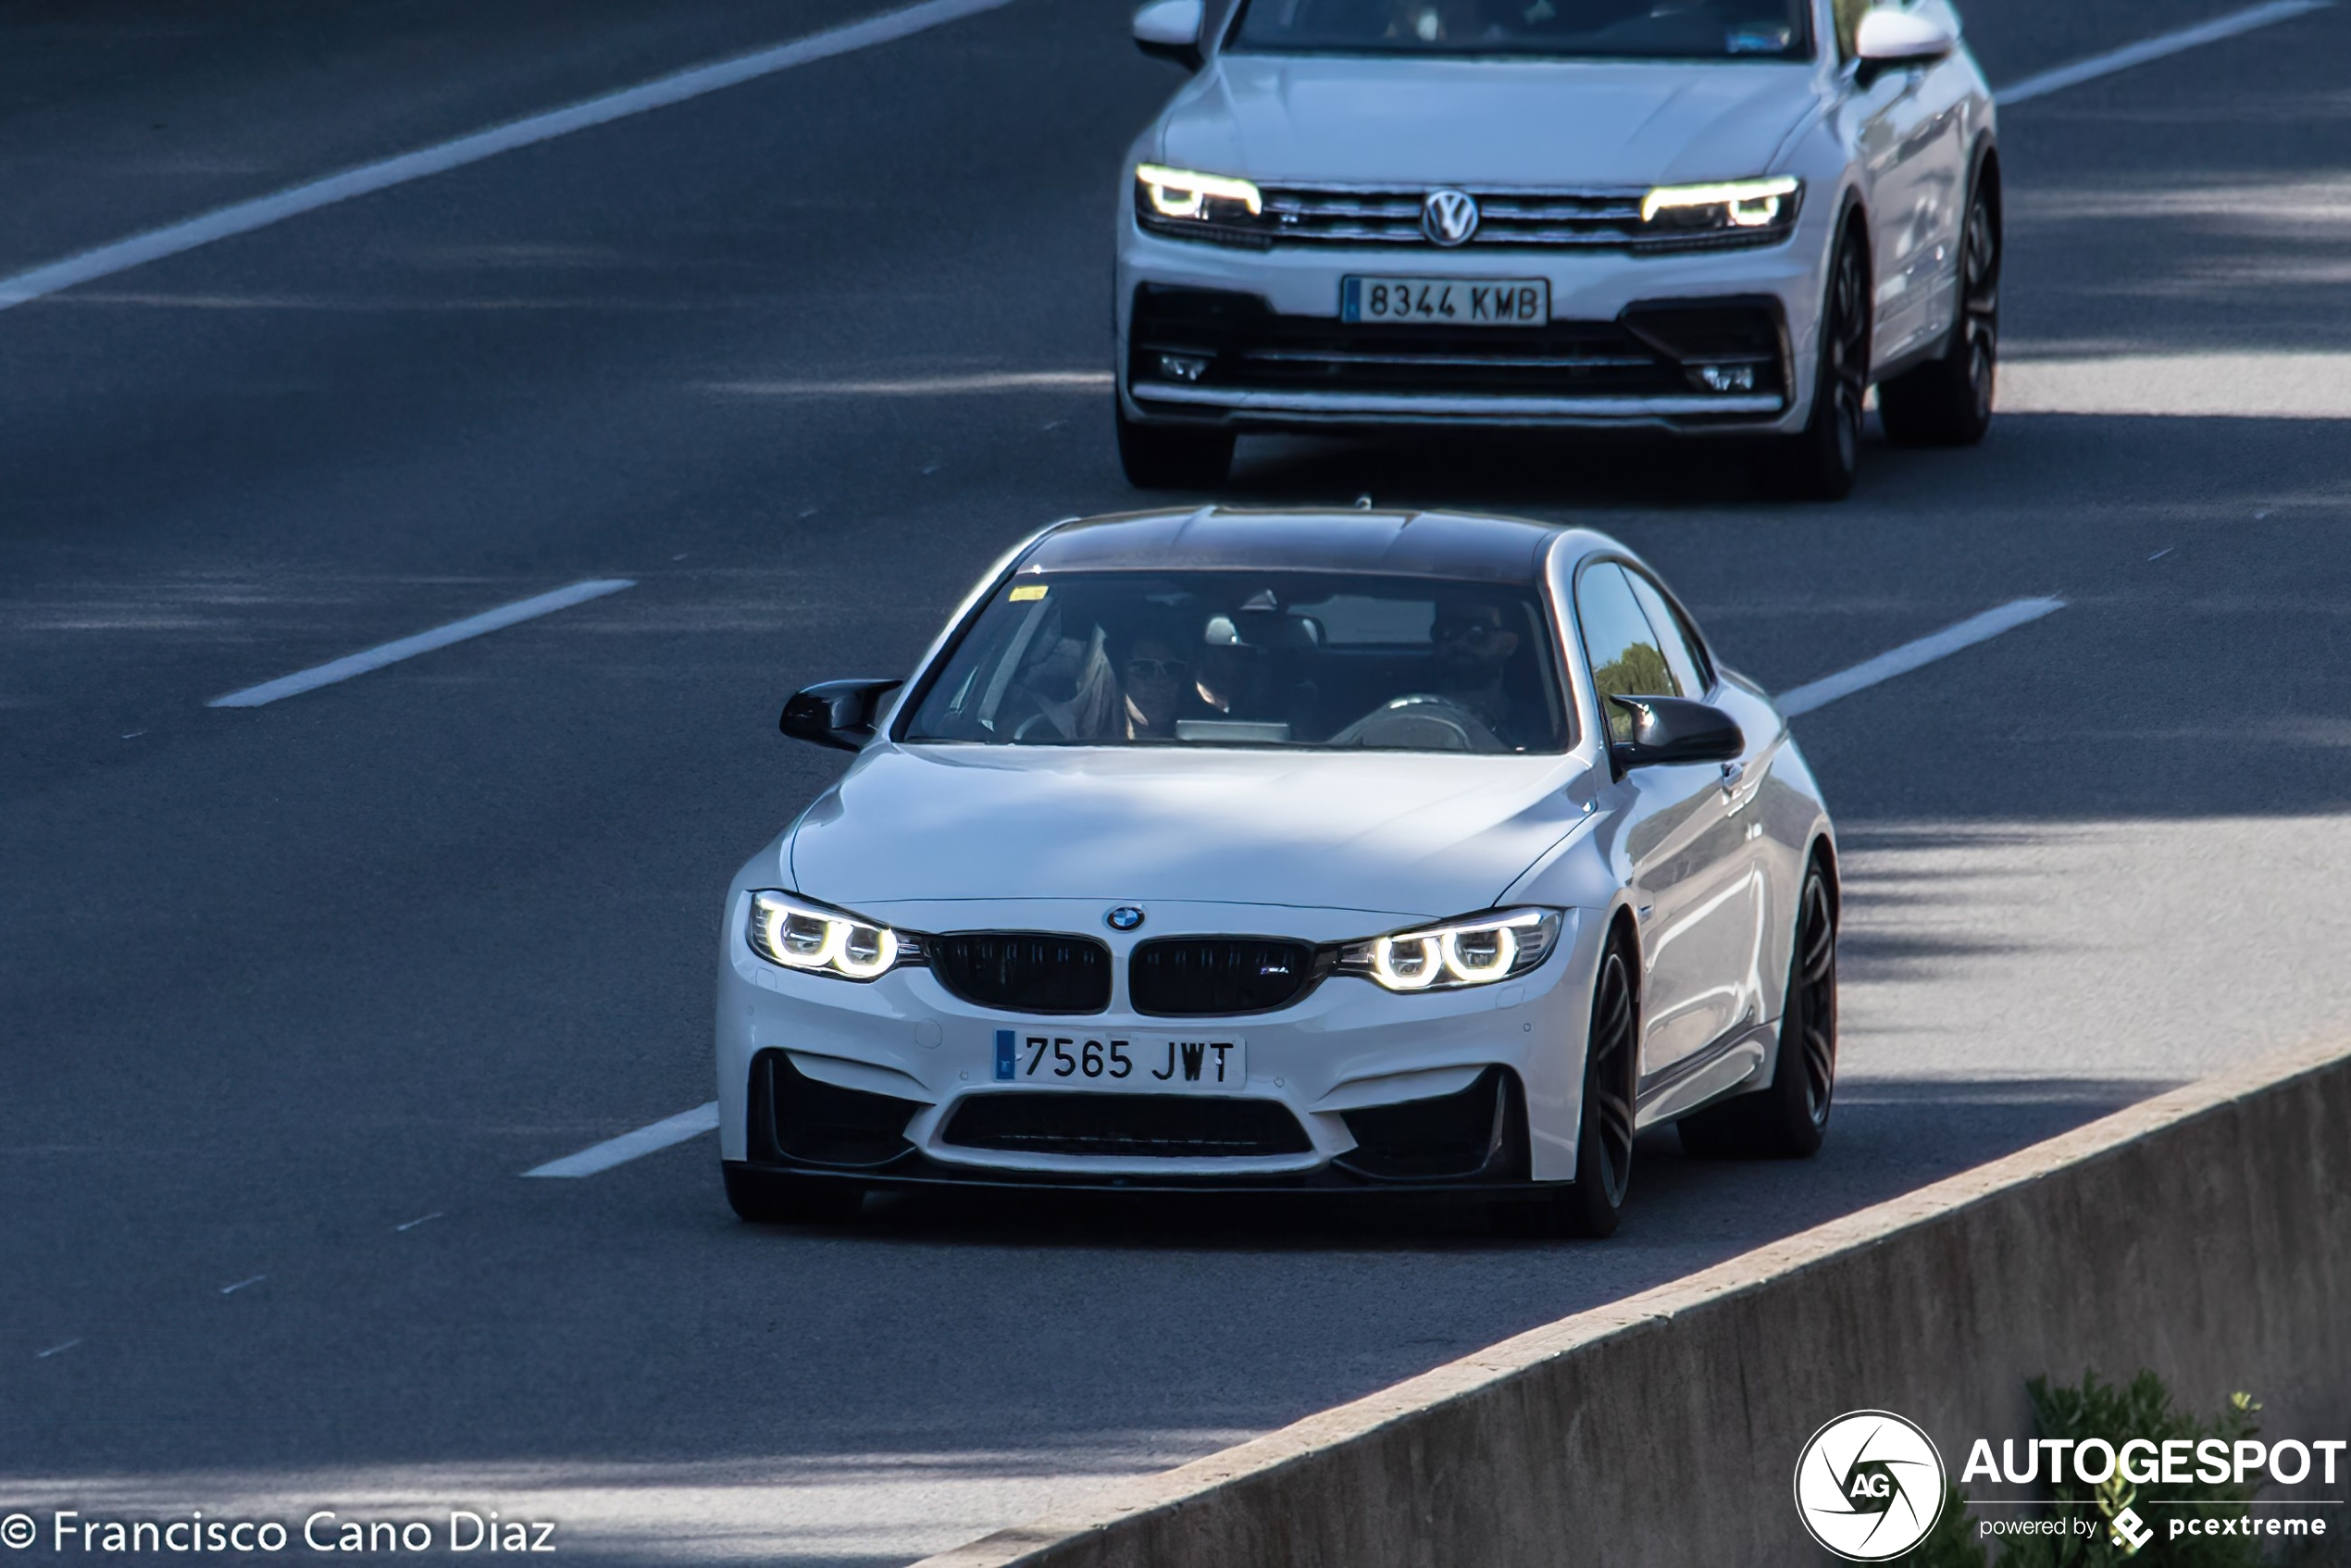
[1880,164,1999,448]
[1498,934,1637,1238]
[1768,222,1871,502]
[1678,859,1837,1159]
[1116,402,1234,490]
[724,1164,865,1225]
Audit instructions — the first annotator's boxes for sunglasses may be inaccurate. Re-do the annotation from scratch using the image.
[1126,657,1191,679]
[1432,619,1503,642]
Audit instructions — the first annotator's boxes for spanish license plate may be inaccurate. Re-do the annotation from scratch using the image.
[1342,276,1549,326]
[993,1028,1248,1092]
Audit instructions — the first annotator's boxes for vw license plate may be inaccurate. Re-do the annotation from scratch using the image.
[1342,276,1548,326]
[994,1028,1247,1092]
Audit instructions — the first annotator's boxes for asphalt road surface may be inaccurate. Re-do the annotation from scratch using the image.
[4,0,2349,1561]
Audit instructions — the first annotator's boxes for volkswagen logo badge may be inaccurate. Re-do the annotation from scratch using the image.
[1421,188,1480,247]
[1104,905,1146,932]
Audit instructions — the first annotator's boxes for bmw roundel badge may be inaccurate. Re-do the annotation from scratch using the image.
[1105,905,1146,932]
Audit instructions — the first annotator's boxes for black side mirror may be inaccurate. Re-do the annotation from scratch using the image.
[781,678,903,752]
[1607,694,1744,777]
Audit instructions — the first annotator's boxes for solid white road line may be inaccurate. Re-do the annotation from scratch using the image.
[1777,597,2065,717]
[207,578,633,708]
[525,1102,721,1178]
[0,0,1018,312]
[1997,0,2332,106]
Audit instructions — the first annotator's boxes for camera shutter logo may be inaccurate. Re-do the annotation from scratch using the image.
[1795,1410,1947,1561]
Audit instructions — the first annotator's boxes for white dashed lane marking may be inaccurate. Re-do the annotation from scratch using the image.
[1775,598,2066,718]
[207,579,633,708]
[1996,0,2331,106]
[524,1103,720,1178]
[0,0,1019,312]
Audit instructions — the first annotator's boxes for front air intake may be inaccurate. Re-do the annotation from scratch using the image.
[927,932,1113,1014]
[941,1092,1312,1157]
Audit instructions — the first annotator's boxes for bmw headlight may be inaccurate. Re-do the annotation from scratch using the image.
[745,890,917,981]
[1135,163,1266,240]
[1337,909,1563,993]
[1640,176,1801,244]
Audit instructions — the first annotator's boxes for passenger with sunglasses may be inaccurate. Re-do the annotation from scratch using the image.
[1118,628,1205,740]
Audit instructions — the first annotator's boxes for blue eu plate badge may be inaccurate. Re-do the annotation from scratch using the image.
[994,1029,1016,1081]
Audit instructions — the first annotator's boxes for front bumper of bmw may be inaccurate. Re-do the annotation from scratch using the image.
[716,895,1602,1189]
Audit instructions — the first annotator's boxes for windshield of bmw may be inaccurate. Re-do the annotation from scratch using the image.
[902,571,1570,753]
[1227,0,1810,59]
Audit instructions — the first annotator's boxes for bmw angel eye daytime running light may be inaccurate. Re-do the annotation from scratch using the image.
[1340,909,1562,993]
[1641,176,1801,231]
[746,891,913,981]
[1136,164,1264,222]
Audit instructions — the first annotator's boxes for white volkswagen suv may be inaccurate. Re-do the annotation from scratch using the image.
[1113,0,1998,499]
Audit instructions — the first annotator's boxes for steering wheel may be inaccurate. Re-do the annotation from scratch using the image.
[1329,693,1498,752]
[1011,710,1066,743]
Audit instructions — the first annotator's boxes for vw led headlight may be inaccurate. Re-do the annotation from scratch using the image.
[1640,176,1801,242]
[1135,164,1265,238]
[745,890,917,981]
[1337,909,1563,993]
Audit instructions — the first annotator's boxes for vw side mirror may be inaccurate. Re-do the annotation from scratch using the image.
[781,678,903,752]
[1607,694,1744,776]
[1133,0,1206,68]
[1855,6,1958,70]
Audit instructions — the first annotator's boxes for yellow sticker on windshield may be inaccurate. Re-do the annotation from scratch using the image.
[1009,584,1049,602]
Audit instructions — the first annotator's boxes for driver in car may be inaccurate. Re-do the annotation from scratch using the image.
[1429,596,1526,744]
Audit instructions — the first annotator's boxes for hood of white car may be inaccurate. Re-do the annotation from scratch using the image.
[1157,56,1818,188]
[786,744,1595,920]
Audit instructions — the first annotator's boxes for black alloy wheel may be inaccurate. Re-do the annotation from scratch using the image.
[1499,935,1637,1238]
[724,1164,865,1225]
[1115,400,1236,489]
[1768,224,1871,502]
[1678,859,1838,1159]
[1880,168,2000,446]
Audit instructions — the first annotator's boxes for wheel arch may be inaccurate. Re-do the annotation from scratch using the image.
[1971,137,2003,208]
[1805,832,1841,927]
[1603,900,1642,974]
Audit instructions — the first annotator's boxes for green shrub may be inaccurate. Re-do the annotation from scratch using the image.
[1883,1372,2265,1568]
[1999,1372,2262,1567]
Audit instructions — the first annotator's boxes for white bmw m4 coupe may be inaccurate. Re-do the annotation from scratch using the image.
[717,507,1838,1236]
[1113,0,1999,499]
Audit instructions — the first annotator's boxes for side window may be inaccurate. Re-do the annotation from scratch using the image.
[1575,564,1677,741]
[1625,571,1710,700]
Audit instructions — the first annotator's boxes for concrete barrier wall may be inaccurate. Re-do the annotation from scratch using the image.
[916,1040,2351,1568]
